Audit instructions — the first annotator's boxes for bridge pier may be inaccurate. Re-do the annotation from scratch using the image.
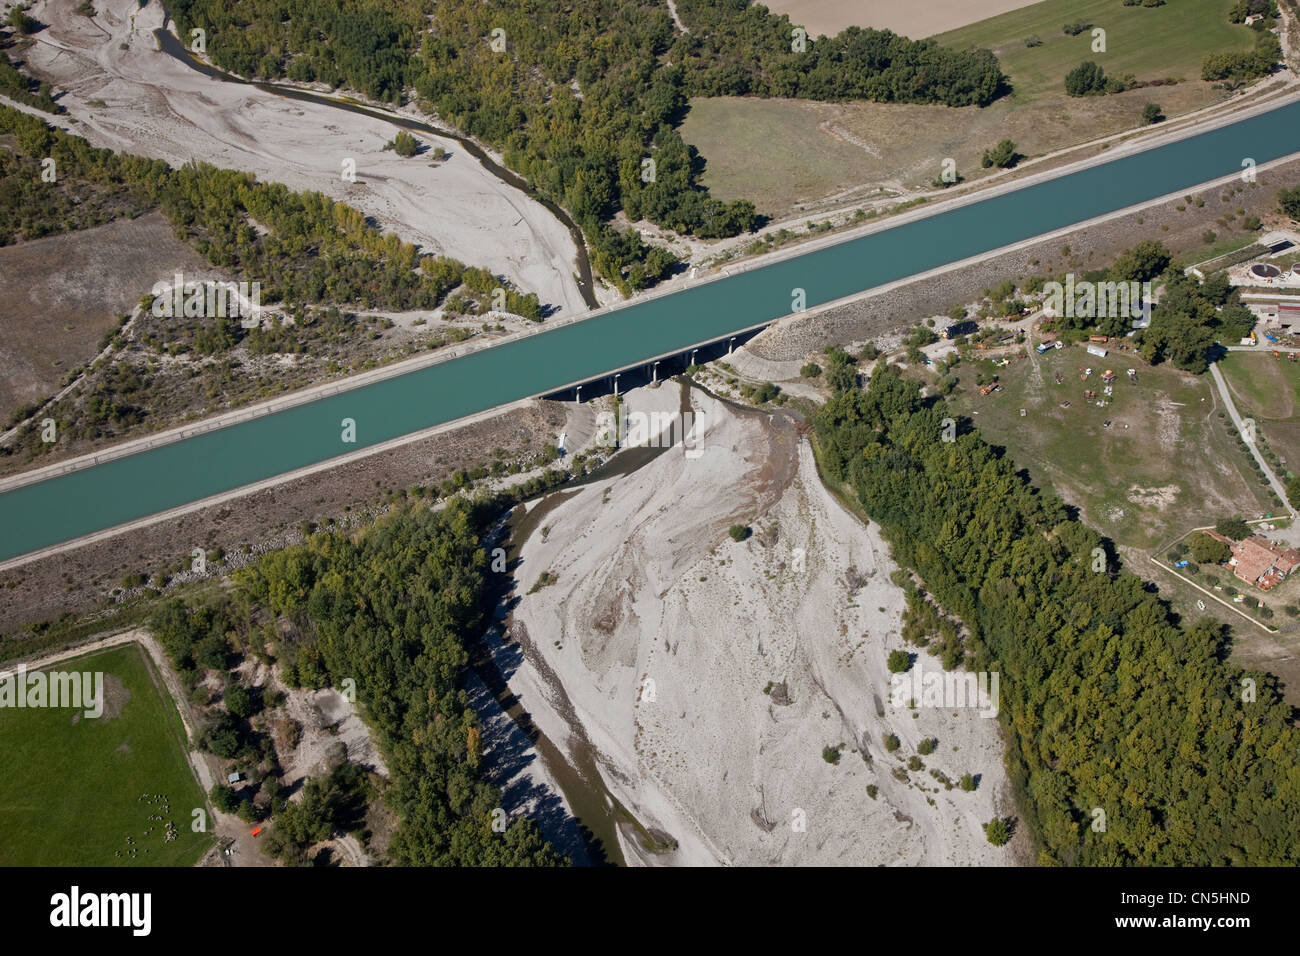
[538,325,769,404]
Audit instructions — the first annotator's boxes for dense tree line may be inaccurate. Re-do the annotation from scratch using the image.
[234,500,569,865]
[0,106,163,244]
[0,104,540,316]
[165,0,1005,292]
[0,43,61,113]
[1202,29,1281,80]
[671,3,1004,105]
[815,364,1300,865]
[148,500,566,865]
[1043,240,1251,372]
[159,163,468,311]
[169,0,416,102]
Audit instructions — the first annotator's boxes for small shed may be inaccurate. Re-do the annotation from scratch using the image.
[227,772,242,785]
[1086,344,1108,358]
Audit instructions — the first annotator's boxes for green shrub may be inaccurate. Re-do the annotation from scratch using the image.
[209,784,240,814]
[1279,186,1300,221]
[985,817,1010,846]
[389,130,419,157]
[981,139,1019,169]
[1065,61,1107,96]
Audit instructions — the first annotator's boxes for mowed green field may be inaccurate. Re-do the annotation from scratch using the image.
[935,0,1255,101]
[945,344,1274,551]
[0,644,211,866]
[1220,350,1299,417]
[1220,350,1300,476]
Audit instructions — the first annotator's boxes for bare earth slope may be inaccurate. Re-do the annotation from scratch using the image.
[0,210,209,423]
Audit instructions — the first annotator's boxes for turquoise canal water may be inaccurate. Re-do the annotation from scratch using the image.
[4,101,1300,561]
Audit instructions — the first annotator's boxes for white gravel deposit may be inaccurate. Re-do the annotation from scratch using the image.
[507,384,1013,865]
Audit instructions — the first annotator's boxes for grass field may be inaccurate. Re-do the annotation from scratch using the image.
[1221,351,1299,418]
[935,0,1255,102]
[939,343,1300,692]
[681,0,1256,215]
[681,98,883,213]
[0,643,211,866]
[1185,232,1263,268]
[1220,350,1300,479]
[944,343,1274,552]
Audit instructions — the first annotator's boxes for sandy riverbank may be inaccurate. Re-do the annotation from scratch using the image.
[20,0,587,314]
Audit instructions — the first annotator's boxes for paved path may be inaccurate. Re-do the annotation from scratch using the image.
[1210,361,1296,517]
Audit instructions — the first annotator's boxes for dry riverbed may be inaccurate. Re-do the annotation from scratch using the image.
[20,0,587,314]
[503,383,1012,865]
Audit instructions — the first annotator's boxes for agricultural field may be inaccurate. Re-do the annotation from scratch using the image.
[759,0,1041,39]
[944,342,1275,553]
[0,643,211,866]
[681,0,1255,216]
[935,0,1255,103]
